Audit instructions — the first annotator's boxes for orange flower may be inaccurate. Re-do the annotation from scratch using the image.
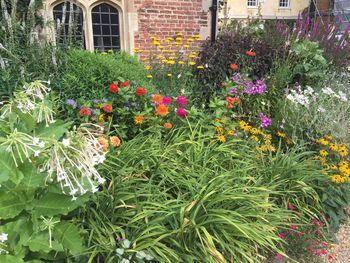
[163,122,173,129]
[96,137,109,151]
[134,115,144,125]
[152,94,164,105]
[156,105,169,116]
[246,50,256,57]
[229,63,238,70]
[110,136,121,147]
[226,97,240,108]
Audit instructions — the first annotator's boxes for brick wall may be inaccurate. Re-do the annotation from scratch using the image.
[133,0,210,54]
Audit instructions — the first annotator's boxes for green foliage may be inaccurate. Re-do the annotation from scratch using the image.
[291,40,328,85]
[81,122,327,262]
[54,49,152,102]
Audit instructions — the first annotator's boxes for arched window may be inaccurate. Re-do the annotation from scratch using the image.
[91,3,120,51]
[53,2,84,47]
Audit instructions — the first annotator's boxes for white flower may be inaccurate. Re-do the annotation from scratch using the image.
[0,233,8,242]
[338,91,348,102]
[321,87,335,95]
[317,106,326,113]
[39,141,45,148]
[62,138,70,147]
[33,137,40,145]
[34,150,40,157]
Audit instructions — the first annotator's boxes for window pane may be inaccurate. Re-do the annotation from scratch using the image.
[92,4,120,51]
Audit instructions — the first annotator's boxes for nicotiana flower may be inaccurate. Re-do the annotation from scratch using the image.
[0,233,8,242]
[42,124,106,199]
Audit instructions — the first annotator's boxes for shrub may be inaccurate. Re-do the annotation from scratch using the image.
[53,49,152,102]
[196,30,286,103]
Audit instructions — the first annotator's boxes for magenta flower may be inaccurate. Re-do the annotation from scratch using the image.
[162,96,172,105]
[276,253,284,260]
[176,96,187,106]
[288,203,296,210]
[177,108,188,117]
[259,112,272,128]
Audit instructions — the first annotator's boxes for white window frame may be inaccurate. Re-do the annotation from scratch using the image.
[247,0,259,7]
[279,0,290,8]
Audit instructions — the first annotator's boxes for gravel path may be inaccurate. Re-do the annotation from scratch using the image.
[332,220,350,263]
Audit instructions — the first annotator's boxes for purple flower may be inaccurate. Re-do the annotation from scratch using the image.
[93,99,99,104]
[244,80,267,95]
[162,96,172,105]
[229,88,238,94]
[66,99,76,108]
[232,73,242,83]
[176,96,187,106]
[259,112,272,128]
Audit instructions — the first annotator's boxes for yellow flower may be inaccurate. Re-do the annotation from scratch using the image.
[316,138,329,145]
[250,135,259,142]
[286,138,294,145]
[215,127,224,134]
[319,149,328,157]
[197,65,204,69]
[134,48,142,53]
[189,61,196,66]
[167,60,175,65]
[134,116,144,125]
[107,49,113,53]
[145,65,152,70]
[189,54,197,58]
[318,157,327,165]
[331,164,338,170]
[250,128,259,135]
[153,41,160,46]
[217,135,226,143]
[183,44,190,48]
[330,174,346,184]
[239,120,251,132]
[167,73,172,77]
[98,114,104,122]
[101,52,107,55]
[158,45,164,49]
[329,143,338,151]
[264,134,272,142]
[187,38,194,42]
[175,37,183,41]
[276,131,286,138]
[162,59,168,63]
[325,135,333,141]
[150,36,157,40]
[227,130,235,136]
[147,74,153,79]
[339,161,348,167]
[176,33,183,37]
[338,145,348,157]
[178,61,185,65]
[173,42,182,46]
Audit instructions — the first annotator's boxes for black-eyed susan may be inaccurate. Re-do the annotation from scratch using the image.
[329,143,338,151]
[319,149,328,157]
[217,135,226,143]
[276,131,286,138]
[227,130,235,136]
[316,138,329,145]
[239,120,251,132]
[197,65,204,69]
[338,145,348,157]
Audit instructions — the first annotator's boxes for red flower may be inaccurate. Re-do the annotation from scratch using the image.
[245,50,256,57]
[136,87,147,97]
[229,63,238,70]
[109,83,119,93]
[103,104,112,113]
[287,203,296,210]
[79,107,91,117]
[290,224,298,230]
[278,233,286,239]
[120,81,130,87]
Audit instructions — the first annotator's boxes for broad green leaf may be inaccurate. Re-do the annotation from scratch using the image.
[27,232,63,253]
[17,162,46,191]
[0,255,25,263]
[52,222,84,255]
[0,191,26,219]
[31,192,89,217]
[34,120,72,140]
[0,146,17,183]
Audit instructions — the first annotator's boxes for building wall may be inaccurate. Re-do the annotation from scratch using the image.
[222,0,310,19]
[42,0,211,54]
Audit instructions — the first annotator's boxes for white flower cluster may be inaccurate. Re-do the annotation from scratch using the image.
[0,129,45,167]
[0,233,8,255]
[321,87,348,102]
[42,124,106,200]
[286,85,348,107]
[1,81,55,127]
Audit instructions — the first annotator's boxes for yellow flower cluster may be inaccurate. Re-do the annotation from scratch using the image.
[315,135,350,184]
[214,119,236,143]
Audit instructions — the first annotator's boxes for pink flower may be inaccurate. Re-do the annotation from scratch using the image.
[177,108,188,117]
[276,253,284,260]
[288,230,294,235]
[297,231,302,237]
[288,203,296,210]
[162,96,172,105]
[314,250,321,257]
[176,96,187,106]
[290,224,298,230]
[278,233,286,239]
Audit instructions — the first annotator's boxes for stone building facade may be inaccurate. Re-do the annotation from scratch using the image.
[42,0,212,54]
